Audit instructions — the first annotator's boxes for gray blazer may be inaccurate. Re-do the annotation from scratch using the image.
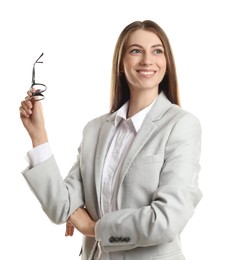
[22,92,202,260]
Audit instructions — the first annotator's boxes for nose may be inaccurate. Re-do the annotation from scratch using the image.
[140,53,152,66]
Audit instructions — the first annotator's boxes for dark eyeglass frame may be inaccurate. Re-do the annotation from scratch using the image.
[30,53,47,101]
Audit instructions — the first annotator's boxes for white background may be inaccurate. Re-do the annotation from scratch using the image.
[1,0,232,259]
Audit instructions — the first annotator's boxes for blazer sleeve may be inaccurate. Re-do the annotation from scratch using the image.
[95,112,202,253]
[21,147,85,224]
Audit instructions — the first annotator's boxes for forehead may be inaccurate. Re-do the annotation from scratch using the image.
[126,29,163,47]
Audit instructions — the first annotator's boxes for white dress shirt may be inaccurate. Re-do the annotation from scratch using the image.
[26,98,157,260]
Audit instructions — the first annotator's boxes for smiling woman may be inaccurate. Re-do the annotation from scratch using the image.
[122,29,167,117]
[19,20,202,260]
[110,20,179,114]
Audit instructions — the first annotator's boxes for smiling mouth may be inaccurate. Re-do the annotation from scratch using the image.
[137,70,156,76]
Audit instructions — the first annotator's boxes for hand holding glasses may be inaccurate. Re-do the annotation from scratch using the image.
[30,53,47,101]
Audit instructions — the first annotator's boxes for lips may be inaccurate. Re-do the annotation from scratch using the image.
[137,70,156,76]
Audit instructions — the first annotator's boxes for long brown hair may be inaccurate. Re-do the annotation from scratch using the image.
[110,20,180,113]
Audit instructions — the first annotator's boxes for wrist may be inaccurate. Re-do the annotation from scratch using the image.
[31,131,48,148]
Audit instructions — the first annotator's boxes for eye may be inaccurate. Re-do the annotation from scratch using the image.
[130,49,142,54]
[154,48,164,54]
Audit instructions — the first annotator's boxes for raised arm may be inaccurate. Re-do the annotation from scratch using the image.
[20,91,85,224]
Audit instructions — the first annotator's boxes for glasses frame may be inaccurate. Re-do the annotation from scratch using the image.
[30,53,47,101]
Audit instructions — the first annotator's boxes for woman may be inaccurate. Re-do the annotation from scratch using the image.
[20,20,202,260]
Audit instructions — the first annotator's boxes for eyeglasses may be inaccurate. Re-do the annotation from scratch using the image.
[30,53,47,101]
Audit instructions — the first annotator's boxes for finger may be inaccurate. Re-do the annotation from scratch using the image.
[24,97,33,108]
[69,222,74,236]
[19,106,30,118]
[65,222,69,236]
[27,89,40,102]
[65,227,69,236]
[68,226,74,236]
[27,88,36,95]
[19,100,33,117]
[27,90,34,99]
[65,222,74,237]
[65,227,74,236]
[20,100,32,115]
[20,105,33,118]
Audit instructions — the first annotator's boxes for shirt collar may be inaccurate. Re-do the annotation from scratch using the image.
[114,97,157,132]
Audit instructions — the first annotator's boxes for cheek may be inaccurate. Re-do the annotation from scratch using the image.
[157,57,167,70]
[156,58,167,82]
[123,59,134,71]
[123,55,139,70]
[122,63,135,80]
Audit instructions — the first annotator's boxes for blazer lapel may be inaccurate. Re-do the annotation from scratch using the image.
[117,92,172,205]
[117,119,158,188]
[94,113,116,211]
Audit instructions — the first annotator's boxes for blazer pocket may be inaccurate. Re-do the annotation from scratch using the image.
[124,154,165,207]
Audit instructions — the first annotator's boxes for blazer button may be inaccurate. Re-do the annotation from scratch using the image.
[118,237,123,242]
[109,236,115,243]
[125,237,130,242]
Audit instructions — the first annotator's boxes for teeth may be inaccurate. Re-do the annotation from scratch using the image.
[139,71,155,75]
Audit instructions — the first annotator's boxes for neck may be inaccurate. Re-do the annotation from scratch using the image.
[127,89,158,118]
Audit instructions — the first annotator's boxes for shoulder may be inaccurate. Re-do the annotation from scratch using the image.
[82,112,112,134]
[165,104,202,139]
[148,92,200,130]
[169,104,200,124]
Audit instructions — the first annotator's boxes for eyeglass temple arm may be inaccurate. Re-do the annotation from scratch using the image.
[32,53,44,85]
[35,52,44,64]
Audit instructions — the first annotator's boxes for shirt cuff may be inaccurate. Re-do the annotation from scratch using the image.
[26,142,52,167]
[95,219,102,241]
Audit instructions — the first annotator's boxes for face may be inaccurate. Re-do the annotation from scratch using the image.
[122,29,166,95]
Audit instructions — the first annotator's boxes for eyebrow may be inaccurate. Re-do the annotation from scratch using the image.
[127,43,164,49]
